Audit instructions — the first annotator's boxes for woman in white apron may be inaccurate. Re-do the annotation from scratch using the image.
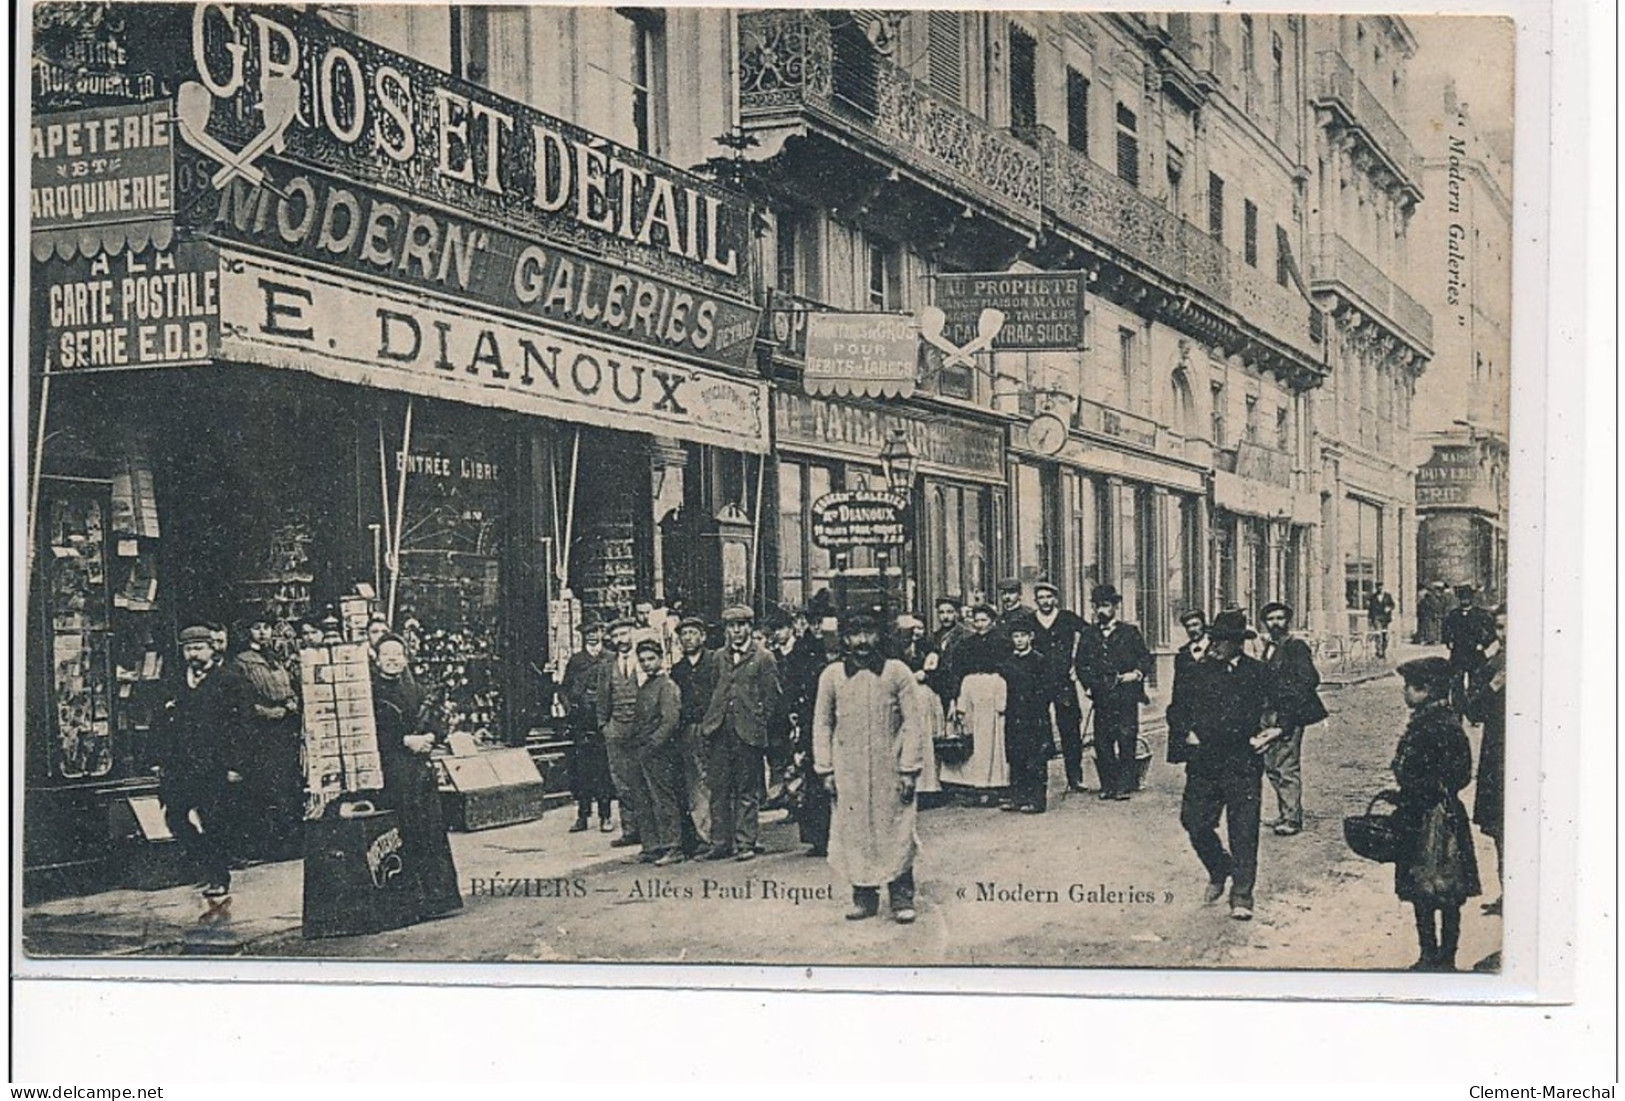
[939,606,1009,804]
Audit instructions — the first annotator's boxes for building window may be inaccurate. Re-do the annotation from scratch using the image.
[1276,406,1291,451]
[1066,67,1090,154]
[1164,145,1187,217]
[1271,32,1285,109]
[1115,103,1139,187]
[1208,172,1225,241]
[1276,225,1292,287]
[450,6,490,84]
[777,460,834,610]
[866,236,901,310]
[1211,381,1227,447]
[1242,15,1256,72]
[1244,395,1259,444]
[1342,495,1383,611]
[1243,200,1259,266]
[1008,24,1038,138]
[1118,327,1138,401]
[774,212,798,293]
[926,11,965,105]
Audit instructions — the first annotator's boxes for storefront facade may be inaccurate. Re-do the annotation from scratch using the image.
[25,5,764,897]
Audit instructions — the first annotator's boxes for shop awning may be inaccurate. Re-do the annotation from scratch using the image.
[31,219,174,263]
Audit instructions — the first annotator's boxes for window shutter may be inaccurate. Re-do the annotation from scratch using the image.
[1066,68,1090,153]
[1008,24,1038,136]
[927,11,964,105]
[1115,103,1139,187]
[1208,172,1225,240]
[1243,200,1259,266]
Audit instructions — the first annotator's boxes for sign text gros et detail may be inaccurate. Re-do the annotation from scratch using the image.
[191,5,743,277]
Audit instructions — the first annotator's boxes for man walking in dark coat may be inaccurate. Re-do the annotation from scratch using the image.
[1258,602,1326,836]
[999,616,1051,813]
[562,621,614,833]
[699,605,784,861]
[1366,582,1396,658]
[668,616,719,854]
[156,623,248,897]
[1029,580,1086,791]
[1165,610,1210,764]
[1442,584,1496,708]
[1168,610,1279,920]
[1075,584,1153,800]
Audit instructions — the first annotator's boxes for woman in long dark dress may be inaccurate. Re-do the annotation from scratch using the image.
[372,635,463,921]
[1465,607,1507,915]
[1392,657,1481,971]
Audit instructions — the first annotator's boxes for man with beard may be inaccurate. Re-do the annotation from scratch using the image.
[1029,580,1086,793]
[594,618,644,848]
[668,616,719,855]
[699,605,784,861]
[156,624,248,897]
[1165,610,1210,766]
[1172,610,1279,921]
[1075,584,1153,801]
[229,615,302,862]
[1257,602,1326,837]
[813,612,929,923]
[562,621,615,833]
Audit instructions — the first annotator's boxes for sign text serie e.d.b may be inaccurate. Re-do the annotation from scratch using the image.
[187,5,752,296]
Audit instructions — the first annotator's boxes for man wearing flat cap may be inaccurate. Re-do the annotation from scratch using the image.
[1172,610,1280,920]
[156,624,249,897]
[668,615,719,852]
[594,616,645,847]
[1075,583,1154,800]
[1258,602,1326,837]
[992,577,1032,648]
[1030,580,1087,792]
[699,605,784,860]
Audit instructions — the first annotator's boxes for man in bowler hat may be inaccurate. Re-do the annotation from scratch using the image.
[1075,583,1153,799]
[1168,610,1279,920]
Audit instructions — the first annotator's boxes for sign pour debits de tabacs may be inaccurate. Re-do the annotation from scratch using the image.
[181,5,757,367]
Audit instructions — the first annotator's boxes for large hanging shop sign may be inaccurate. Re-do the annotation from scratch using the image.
[191,161,760,372]
[30,101,174,231]
[217,251,769,454]
[43,240,221,370]
[802,313,919,399]
[932,271,1086,351]
[183,5,753,301]
[776,392,1005,482]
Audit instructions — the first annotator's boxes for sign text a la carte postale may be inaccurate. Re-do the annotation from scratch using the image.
[179,4,754,303]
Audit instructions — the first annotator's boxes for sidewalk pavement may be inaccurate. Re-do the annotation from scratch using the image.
[20,810,687,957]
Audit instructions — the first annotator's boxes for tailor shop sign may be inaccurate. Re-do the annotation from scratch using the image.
[196,162,760,371]
[182,5,752,299]
[43,240,220,369]
[217,251,769,455]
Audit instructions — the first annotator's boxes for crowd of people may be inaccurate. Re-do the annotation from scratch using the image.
[147,572,1505,956]
[152,613,461,925]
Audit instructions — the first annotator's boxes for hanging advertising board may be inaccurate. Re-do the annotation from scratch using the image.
[933,271,1086,350]
[811,490,911,549]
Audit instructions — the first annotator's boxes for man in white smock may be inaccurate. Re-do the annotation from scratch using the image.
[813,612,930,924]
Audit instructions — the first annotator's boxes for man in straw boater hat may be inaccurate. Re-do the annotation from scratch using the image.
[1075,583,1154,800]
[698,604,784,861]
[1170,609,1280,921]
[155,623,248,898]
[813,610,930,923]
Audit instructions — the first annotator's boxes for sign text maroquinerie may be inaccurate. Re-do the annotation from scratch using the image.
[188,5,752,297]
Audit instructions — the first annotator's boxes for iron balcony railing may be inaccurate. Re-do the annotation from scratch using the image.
[1310,233,1434,354]
[1313,49,1423,192]
[1038,131,1317,358]
[737,10,1042,227]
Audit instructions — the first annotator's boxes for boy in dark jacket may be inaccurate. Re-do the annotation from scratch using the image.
[999,618,1051,813]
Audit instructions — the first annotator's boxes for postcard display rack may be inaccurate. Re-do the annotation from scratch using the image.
[299,642,384,817]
